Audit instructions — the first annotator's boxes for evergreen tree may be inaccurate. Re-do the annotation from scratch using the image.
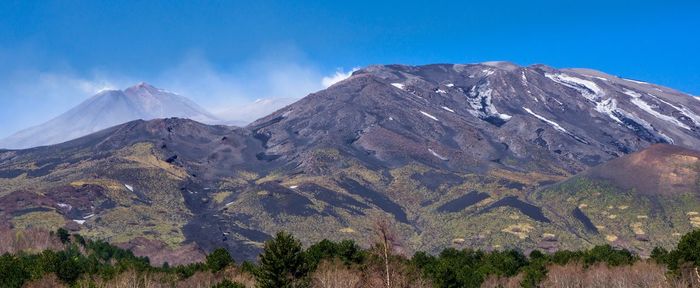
[675,229,700,267]
[256,231,309,288]
[305,239,364,269]
[207,248,234,272]
[0,254,30,288]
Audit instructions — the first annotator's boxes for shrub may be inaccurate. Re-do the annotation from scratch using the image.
[56,228,70,244]
[212,279,247,288]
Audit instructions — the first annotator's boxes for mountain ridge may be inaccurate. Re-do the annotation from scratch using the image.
[1,62,700,262]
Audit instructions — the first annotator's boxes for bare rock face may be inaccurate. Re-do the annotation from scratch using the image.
[1,62,700,263]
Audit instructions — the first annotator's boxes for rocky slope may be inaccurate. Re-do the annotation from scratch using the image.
[250,62,700,180]
[1,62,699,262]
[0,83,219,149]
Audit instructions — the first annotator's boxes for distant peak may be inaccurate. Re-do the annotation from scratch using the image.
[124,82,165,95]
[133,82,155,89]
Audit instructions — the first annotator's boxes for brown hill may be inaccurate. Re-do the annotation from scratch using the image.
[583,144,700,196]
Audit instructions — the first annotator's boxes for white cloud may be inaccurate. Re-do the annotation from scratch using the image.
[0,68,134,137]
[0,51,358,135]
[153,53,327,123]
[322,67,359,88]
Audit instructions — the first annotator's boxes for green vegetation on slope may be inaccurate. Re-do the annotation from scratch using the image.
[5,228,700,287]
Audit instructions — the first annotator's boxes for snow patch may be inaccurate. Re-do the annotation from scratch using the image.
[658,131,675,144]
[627,114,673,142]
[441,106,455,113]
[289,185,298,189]
[57,203,72,210]
[631,98,691,130]
[225,202,234,207]
[545,73,603,101]
[391,83,405,90]
[623,78,649,85]
[648,95,700,126]
[624,89,691,130]
[445,83,454,87]
[523,107,570,134]
[612,95,676,143]
[435,89,447,94]
[595,98,623,124]
[420,111,439,121]
[73,220,86,225]
[83,214,95,219]
[466,82,512,122]
[124,184,134,192]
[428,149,449,161]
[550,97,563,106]
[389,117,394,121]
[622,89,642,98]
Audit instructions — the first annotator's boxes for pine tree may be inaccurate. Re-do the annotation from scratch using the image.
[256,231,309,288]
[207,248,234,272]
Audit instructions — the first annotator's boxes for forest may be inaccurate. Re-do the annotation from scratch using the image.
[2,226,700,288]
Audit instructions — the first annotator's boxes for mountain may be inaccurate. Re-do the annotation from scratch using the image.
[251,61,700,175]
[1,62,700,263]
[0,82,219,149]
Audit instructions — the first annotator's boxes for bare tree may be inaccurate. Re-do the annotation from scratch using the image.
[24,274,66,288]
[481,273,524,288]
[538,261,670,288]
[0,228,63,254]
[372,218,401,288]
[311,259,361,288]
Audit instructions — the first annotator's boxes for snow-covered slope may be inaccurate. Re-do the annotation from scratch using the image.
[0,82,219,149]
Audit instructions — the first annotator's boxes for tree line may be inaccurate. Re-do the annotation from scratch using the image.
[3,227,700,287]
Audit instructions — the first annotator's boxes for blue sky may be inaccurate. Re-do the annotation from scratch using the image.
[0,0,699,137]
